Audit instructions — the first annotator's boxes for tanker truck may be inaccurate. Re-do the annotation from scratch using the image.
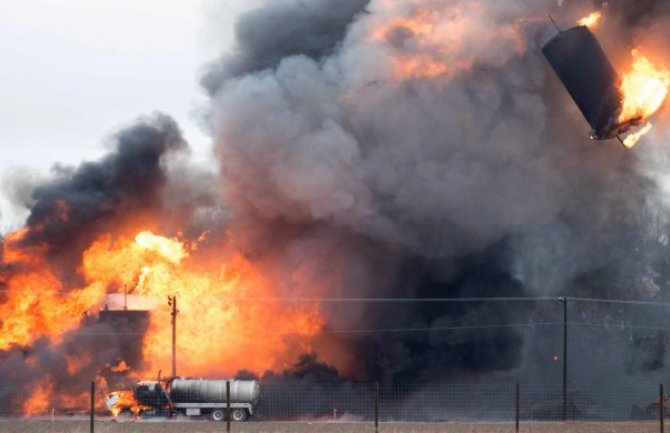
[104,377,260,422]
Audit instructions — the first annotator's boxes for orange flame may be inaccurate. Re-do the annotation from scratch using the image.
[618,50,670,148]
[80,231,324,376]
[622,123,654,149]
[365,1,526,81]
[22,383,52,416]
[0,227,105,350]
[105,390,145,417]
[134,231,187,264]
[22,380,95,416]
[577,11,602,30]
[2,227,325,412]
[110,360,131,373]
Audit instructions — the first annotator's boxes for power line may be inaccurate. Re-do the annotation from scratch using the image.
[224,296,560,303]
[321,322,564,334]
[3,290,670,307]
[65,322,564,336]
[568,297,670,308]
[569,321,670,331]
[32,320,670,337]
[306,321,670,334]
[0,290,558,302]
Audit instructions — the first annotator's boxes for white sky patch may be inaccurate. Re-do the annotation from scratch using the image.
[0,0,256,231]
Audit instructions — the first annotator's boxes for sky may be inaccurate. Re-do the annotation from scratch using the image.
[0,0,254,232]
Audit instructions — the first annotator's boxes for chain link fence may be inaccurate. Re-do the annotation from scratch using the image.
[0,381,668,423]
[255,382,667,422]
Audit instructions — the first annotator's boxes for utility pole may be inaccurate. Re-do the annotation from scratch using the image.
[561,296,568,421]
[168,295,178,378]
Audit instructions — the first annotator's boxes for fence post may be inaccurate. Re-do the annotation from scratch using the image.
[374,382,380,433]
[515,383,520,433]
[226,380,231,433]
[661,384,665,433]
[561,297,568,422]
[90,380,95,433]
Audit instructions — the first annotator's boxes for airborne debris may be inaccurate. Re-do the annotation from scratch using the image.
[542,25,633,142]
[543,15,670,148]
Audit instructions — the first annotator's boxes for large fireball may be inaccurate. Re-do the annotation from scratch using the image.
[1,227,324,383]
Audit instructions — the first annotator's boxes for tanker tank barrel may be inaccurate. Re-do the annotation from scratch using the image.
[168,379,261,405]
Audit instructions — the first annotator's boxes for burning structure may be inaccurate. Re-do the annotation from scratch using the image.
[87,294,156,372]
[3,0,670,420]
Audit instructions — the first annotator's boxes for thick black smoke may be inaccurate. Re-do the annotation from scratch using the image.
[237,354,367,420]
[204,0,670,385]
[19,114,184,283]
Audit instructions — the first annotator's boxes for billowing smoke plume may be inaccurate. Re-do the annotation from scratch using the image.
[204,0,670,383]
[16,114,184,283]
[201,0,370,93]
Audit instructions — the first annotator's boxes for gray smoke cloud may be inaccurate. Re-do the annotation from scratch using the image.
[0,168,49,234]
[201,0,370,95]
[204,0,670,384]
[606,0,670,27]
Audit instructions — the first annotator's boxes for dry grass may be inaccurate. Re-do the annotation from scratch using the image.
[0,421,663,433]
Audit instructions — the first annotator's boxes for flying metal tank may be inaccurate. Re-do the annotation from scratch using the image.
[542,25,641,142]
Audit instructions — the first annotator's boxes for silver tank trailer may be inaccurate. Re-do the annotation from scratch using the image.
[169,379,260,404]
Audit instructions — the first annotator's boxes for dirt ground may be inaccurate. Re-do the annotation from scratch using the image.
[0,421,664,433]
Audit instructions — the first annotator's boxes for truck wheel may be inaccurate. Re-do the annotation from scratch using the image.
[231,409,248,422]
[210,410,225,422]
